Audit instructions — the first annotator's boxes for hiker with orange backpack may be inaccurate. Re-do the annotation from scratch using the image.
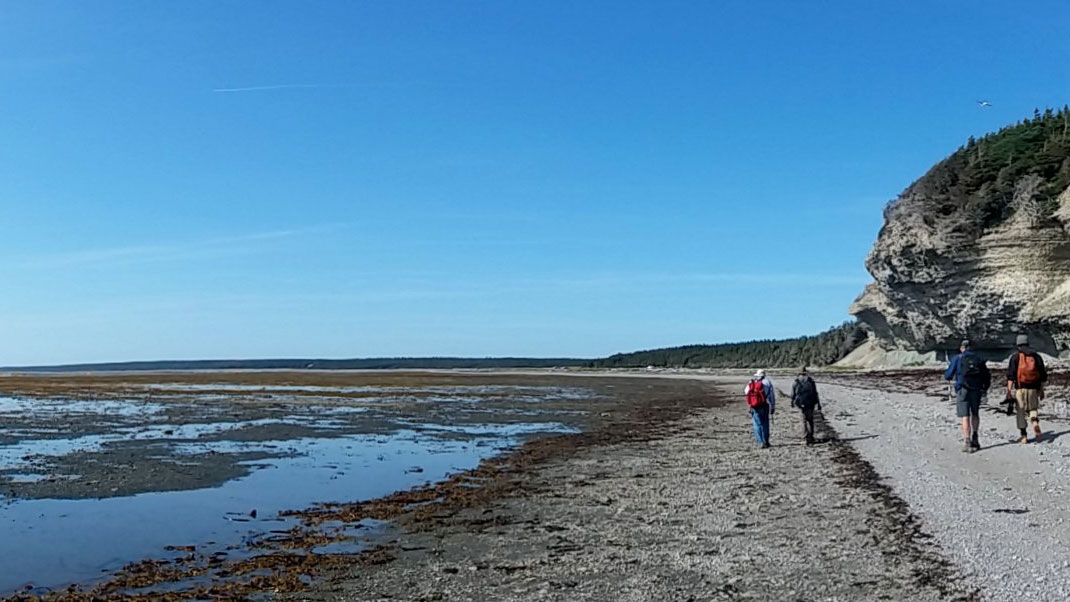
[1006,334,1047,443]
[744,370,776,448]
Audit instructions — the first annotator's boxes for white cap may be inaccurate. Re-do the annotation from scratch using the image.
[755,369,766,378]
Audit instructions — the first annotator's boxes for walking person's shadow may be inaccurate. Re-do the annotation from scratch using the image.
[810,434,878,445]
[978,428,1070,451]
[1036,428,1070,443]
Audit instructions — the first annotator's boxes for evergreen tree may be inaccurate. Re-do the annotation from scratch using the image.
[590,322,868,369]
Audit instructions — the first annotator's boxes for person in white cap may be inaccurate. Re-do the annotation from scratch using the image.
[743,369,776,448]
[1006,334,1047,443]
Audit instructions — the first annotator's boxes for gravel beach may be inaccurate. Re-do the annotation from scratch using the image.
[293,377,980,602]
[820,377,1070,601]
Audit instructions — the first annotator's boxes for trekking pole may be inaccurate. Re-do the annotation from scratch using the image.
[946,353,953,402]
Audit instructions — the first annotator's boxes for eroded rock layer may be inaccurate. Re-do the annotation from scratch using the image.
[853,186,1070,356]
[851,111,1070,356]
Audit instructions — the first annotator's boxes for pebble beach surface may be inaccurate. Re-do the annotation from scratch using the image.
[821,379,1070,601]
[295,376,982,602]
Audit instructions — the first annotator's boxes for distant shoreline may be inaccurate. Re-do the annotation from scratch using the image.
[0,357,593,373]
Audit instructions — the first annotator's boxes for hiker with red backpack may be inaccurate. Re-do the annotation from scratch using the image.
[1007,334,1048,443]
[744,369,776,448]
[944,339,991,453]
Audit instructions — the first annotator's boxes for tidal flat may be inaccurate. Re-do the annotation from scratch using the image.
[0,370,710,600]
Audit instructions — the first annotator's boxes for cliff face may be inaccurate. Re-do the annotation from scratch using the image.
[851,110,1070,357]
[851,186,1070,356]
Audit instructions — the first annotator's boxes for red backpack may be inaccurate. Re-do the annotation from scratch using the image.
[746,379,768,408]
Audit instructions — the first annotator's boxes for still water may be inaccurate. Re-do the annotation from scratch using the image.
[0,385,589,595]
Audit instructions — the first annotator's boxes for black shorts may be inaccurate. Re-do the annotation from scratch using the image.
[956,388,983,418]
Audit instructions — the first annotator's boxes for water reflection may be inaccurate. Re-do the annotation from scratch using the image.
[0,385,585,595]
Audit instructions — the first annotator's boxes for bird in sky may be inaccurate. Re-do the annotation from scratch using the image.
[977,100,992,108]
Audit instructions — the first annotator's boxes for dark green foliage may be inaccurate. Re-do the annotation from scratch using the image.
[11,324,869,372]
[898,106,1070,236]
[11,325,870,372]
[589,322,868,369]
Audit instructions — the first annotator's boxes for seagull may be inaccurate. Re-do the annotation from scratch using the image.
[977,100,992,108]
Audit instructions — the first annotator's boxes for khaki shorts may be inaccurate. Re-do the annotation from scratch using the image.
[1016,388,1041,412]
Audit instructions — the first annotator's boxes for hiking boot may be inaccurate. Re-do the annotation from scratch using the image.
[1034,424,1043,441]
[970,439,981,450]
[1018,435,1029,444]
[761,443,771,449]
[962,442,972,453]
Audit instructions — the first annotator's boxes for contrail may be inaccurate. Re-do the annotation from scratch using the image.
[212,84,345,93]
[9,222,353,270]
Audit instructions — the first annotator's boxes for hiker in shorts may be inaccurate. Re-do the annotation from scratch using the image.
[944,339,990,452]
[744,370,775,448]
[1007,334,1047,443]
[791,366,821,445]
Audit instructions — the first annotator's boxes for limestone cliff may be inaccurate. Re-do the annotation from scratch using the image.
[851,109,1070,357]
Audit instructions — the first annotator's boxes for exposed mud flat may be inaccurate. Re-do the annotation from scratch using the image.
[0,373,609,501]
[0,371,717,600]
[281,383,978,602]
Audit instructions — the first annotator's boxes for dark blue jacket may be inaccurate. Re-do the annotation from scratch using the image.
[945,351,991,391]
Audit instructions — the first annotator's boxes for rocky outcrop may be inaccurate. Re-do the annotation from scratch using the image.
[851,182,1070,358]
[834,340,941,369]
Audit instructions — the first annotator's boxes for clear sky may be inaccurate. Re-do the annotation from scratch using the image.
[2,1,1069,365]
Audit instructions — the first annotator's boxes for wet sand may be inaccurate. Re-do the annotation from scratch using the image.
[0,371,718,600]
[0,371,608,500]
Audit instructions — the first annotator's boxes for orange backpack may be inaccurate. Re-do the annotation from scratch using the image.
[1017,353,1041,386]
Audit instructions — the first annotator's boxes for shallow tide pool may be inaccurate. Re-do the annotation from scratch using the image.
[0,386,589,595]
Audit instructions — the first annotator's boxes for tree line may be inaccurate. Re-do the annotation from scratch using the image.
[9,324,870,372]
[7,357,590,372]
[589,322,868,369]
[894,106,1070,237]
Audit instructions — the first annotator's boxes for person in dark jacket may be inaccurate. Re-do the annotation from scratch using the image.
[944,339,990,452]
[1007,334,1048,443]
[791,366,821,445]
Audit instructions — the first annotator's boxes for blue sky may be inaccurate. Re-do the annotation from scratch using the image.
[2,1,1069,365]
